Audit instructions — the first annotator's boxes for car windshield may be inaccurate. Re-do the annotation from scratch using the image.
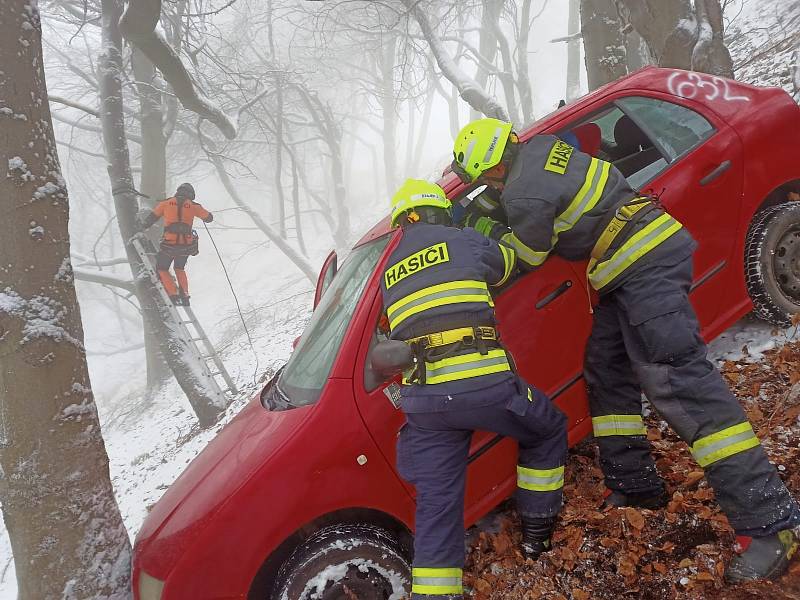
[277,234,391,406]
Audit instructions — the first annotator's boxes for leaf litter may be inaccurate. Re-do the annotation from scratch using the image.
[462,340,800,599]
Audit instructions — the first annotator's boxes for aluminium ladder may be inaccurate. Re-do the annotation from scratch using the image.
[130,233,238,406]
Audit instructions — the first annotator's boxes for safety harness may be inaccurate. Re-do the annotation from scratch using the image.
[404,326,508,385]
[162,198,199,256]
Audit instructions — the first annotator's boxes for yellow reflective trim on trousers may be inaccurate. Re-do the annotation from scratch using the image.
[517,465,565,491]
[386,280,492,330]
[496,243,516,286]
[412,567,463,595]
[691,422,761,468]
[589,213,683,290]
[592,414,647,437]
[553,158,611,243]
[501,232,550,267]
[423,348,511,384]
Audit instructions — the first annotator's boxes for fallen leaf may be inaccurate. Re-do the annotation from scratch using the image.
[653,562,668,574]
[572,589,589,600]
[695,572,715,581]
[624,507,645,531]
[684,470,704,487]
[679,558,694,568]
[473,578,492,594]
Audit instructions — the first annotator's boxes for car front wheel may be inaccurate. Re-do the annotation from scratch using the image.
[745,201,800,326]
[272,524,411,600]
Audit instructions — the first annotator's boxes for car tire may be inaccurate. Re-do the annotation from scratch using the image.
[272,524,411,600]
[745,202,800,327]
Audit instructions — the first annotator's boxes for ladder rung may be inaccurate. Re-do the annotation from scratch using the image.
[190,337,205,342]
[209,371,221,376]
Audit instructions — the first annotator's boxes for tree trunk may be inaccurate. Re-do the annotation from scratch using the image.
[516,0,535,122]
[566,0,582,101]
[472,0,500,121]
[100,0,225,426]
[624,30,653,72]
[131,48,172,388]
[378,34,398,194]
[0,3,131,597]
[580,0,628,91]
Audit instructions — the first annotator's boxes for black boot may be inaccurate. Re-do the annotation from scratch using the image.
[521,516,556,560]
[725,529,799,582]
[603,488,668,510]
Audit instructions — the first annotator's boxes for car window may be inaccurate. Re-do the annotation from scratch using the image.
[278,234,391,406]
[556,104,668,189]
[616,96,715,162]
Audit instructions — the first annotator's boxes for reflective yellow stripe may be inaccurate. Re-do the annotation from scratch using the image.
[553,158,610,242]
[386,280,492,330]
[588,213,683,290]
[592,414,647,437]
[501,232,550,267]
[517,465,564,491]
[691,422,760,467]
[422,348,511,384]
[496,243,516,286]
[412,567,463,595]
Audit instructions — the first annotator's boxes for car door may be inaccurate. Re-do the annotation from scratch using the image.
[354,257,594,515]
[553,94,743,330]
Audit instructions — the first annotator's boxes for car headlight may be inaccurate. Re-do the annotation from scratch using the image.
[138,570,165,600]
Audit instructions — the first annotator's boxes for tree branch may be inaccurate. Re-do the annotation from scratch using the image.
[73,268,136,292]
[119,0,237,139]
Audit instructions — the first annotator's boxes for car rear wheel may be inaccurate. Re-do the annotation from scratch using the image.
[272,524,411,600]
[745,202,800,326]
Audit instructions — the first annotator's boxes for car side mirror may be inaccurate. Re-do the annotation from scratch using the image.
[369,340,414,378]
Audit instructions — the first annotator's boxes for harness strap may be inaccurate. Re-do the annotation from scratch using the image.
[590,196,655,262]
[407,326,497,349]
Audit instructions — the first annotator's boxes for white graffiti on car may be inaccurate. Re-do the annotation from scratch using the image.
[667,71,750,103]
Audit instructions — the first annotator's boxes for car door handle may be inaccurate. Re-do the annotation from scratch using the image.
[535,280,573,309]
[699,160,732,186]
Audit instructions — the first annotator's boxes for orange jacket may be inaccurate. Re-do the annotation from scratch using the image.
[151,197,213,245]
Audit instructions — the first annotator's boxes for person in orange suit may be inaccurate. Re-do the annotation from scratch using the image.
[139,183,213,306]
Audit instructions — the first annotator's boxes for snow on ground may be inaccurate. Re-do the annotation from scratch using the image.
[0,283,313,598]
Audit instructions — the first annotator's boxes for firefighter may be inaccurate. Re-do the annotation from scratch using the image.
[381,179,567,599]
[450,118,800,582]
[138,183,213,306]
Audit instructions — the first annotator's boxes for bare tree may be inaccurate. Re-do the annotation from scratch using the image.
[119,0,237,139]
[566,0,582,100]
[99,0,226,425]
[403,0,510,120]
[0,1,131,596]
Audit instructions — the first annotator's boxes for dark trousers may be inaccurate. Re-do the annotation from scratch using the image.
[398,375,566,598]
[584,255,799,536]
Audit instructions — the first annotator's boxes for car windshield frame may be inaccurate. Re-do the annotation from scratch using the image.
[276,234,392,407]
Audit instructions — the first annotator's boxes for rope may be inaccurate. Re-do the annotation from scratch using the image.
[203,221,260,386]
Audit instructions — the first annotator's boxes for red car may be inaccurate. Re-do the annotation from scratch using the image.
[133,67,800,600]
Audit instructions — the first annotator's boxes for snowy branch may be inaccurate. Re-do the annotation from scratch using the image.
[51,112,143,144]
[402,0,509,121]
[73,268,136,292]
[48,95,99,117]
[550,32,583,43]
[71,252,130,267]
[119,0,237,139]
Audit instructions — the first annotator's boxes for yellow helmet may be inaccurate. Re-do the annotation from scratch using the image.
[452,118,514,183]
[390,179,451,228]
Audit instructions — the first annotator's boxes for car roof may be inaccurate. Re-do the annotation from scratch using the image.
[354,66,766,246]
